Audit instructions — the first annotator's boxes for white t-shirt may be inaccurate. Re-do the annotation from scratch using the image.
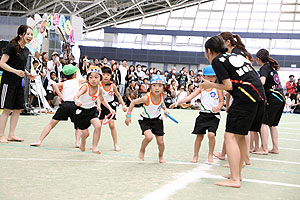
[47,60,62,82]
[176,90,187,102]
[119,66,127,85]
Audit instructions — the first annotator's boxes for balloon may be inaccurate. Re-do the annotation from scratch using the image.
[59,14,66,32]
[34,14,42,23]
[46,15,52,30]
[70,29,75,43]
[40,21,46,33]
[27,17,35,27]
[53,13,59,28]
[50,15,54,30]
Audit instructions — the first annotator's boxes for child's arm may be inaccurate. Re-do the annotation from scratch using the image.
[73,85,87,107]
[170,87,201,108]
[113,84,127,112]
[161,94,170,116]
[125,95,149,126]
[52,82,64,101]
[212,89,224,113]
[98,89,115,114]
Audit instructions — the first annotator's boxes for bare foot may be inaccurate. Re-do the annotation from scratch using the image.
[249,148,254,153]
[92,148,101,154]
[79,139,86,152]
[75,142,80,148]
[269,149,279,154]
[0,136,8,143]
[213,152,225,160]
[208,155,214,163]
[190,156,198,163]
[252,150,268,155]
[159,157,166,163]
[222,174,242,181]
[138,151,145,161]
[114,145,121,152]
[30,142,41,146]
[215,179,240,188]
[7,136,24,142]
[245,160,251,165]
[87,146,92,150]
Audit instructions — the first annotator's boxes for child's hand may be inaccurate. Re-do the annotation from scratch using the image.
[97,106,102,117]
[212,106,219,113]
[122,105,127,112]
[110,109,116,116]
[169,102,178,109]
[75,100,82,107]
[125,117,131,126]
[164,109,170,117]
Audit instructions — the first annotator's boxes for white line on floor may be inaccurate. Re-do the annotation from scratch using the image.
[278,127,300,131]
[251,157,300,165]
[280,132,300,136]
[279,138,300,142]
[280,147,300,151]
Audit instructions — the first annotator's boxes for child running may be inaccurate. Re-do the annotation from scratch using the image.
[125,75,169,163]
[30,64,83,147]
[170,65,224,163]
[74,66,115,154]
[99,66,127,151]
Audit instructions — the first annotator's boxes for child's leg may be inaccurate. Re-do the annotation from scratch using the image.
[7,109,24,141]
[75,129,81,148]
[215,132,241,188]
[250,131,260,152]
[139,130,153,161]
[253,124,268,155]
[79,129,89,152]
[30,119,59,146]
[155,135,165,163]
[269,126,279,154]
[0,109,11,143]
[207,132,215,163]
[90,118,102,154]
[191,134,204,163]
[249,131,255,152]
[244,134,251,165]
[214,140,226,160]
[108,120,120,151]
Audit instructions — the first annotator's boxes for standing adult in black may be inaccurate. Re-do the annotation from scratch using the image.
[0,25,36,143]
[254,49,285,155]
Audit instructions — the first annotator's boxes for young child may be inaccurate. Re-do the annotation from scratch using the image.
[170,65,224,163]
[99,66,127,151]
[30,64,84,147]
[46,71,57,107]
[74,66,115,154]
[125,75,169,163]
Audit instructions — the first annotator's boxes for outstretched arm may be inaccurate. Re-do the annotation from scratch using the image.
[52,82,64,101]
[73,85,87,107]
[170,87,201,108]
[125,95,149,126]
[201,78,233,91]
[113,84,127,112]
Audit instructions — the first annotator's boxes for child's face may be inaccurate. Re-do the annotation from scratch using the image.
[102,73,111,82]
[50,73,56,80]
[33,63,38,69]
[88,72,101,86]
[203,75,217,83]
[151,83,164,95]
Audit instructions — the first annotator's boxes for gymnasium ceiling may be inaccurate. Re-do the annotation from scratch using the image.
[0,0,214,32]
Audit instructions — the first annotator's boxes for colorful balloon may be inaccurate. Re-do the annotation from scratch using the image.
[65,20,71,35]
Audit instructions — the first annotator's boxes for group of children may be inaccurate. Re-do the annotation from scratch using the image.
[27,34,285,189]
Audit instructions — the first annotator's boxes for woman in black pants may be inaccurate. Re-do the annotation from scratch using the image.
[0,25,36,143]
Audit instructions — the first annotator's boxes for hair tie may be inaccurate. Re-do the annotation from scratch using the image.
[220,47,228,53]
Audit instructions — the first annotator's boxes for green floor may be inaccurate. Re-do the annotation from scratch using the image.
[0,108,299,200]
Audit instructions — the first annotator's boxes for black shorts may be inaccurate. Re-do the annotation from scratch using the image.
[263,102,284,126]
[52,101,77,129]
[192,112,220,135]
[99,101,117,120]
[0,83,24,109]
[46,90,54,100]
[226,100,265,135]
[75,106,98,130]
[138,115,165,136]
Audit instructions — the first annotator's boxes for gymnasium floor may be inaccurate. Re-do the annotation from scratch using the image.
[0,108,299,200]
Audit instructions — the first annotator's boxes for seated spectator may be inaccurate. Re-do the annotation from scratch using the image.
[193,76,200,88]
[178,69,188,86]
[284,92,293,113]
[167,73,178,87]
[136,64,145,84]
[188,70,195,85]
[292,93,300,114]
[124,80,139,106]
[176,84,190,109]
[140,78,149,97]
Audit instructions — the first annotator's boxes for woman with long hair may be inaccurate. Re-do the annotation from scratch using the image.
[0,25,36,143]
[254,49,285,155]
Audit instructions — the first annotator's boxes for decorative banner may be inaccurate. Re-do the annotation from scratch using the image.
[59,14,66,32]
[46,15,52,30]
[34,13,42,23]
[32,28,38,38]
[40,21,46,33]
[50,15,54,30]
[26,32,43,54]
[53,13,59,29]
[27,17,35,28]
[70,29,75,43]
[65,20,71,35]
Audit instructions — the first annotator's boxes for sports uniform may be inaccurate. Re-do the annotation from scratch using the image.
[99,82,117,120]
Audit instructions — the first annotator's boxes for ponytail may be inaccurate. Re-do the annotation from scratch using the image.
[256,48,280,70]
[233,34,254,63]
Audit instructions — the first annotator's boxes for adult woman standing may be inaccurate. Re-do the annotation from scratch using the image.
[254,49,285,155]
[0,25,36,143]
[202,36,265,188]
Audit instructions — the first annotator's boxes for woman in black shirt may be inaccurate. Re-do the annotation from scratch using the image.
[0,25,36,143]
[202,36,265,188]
[255,49,284,155]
